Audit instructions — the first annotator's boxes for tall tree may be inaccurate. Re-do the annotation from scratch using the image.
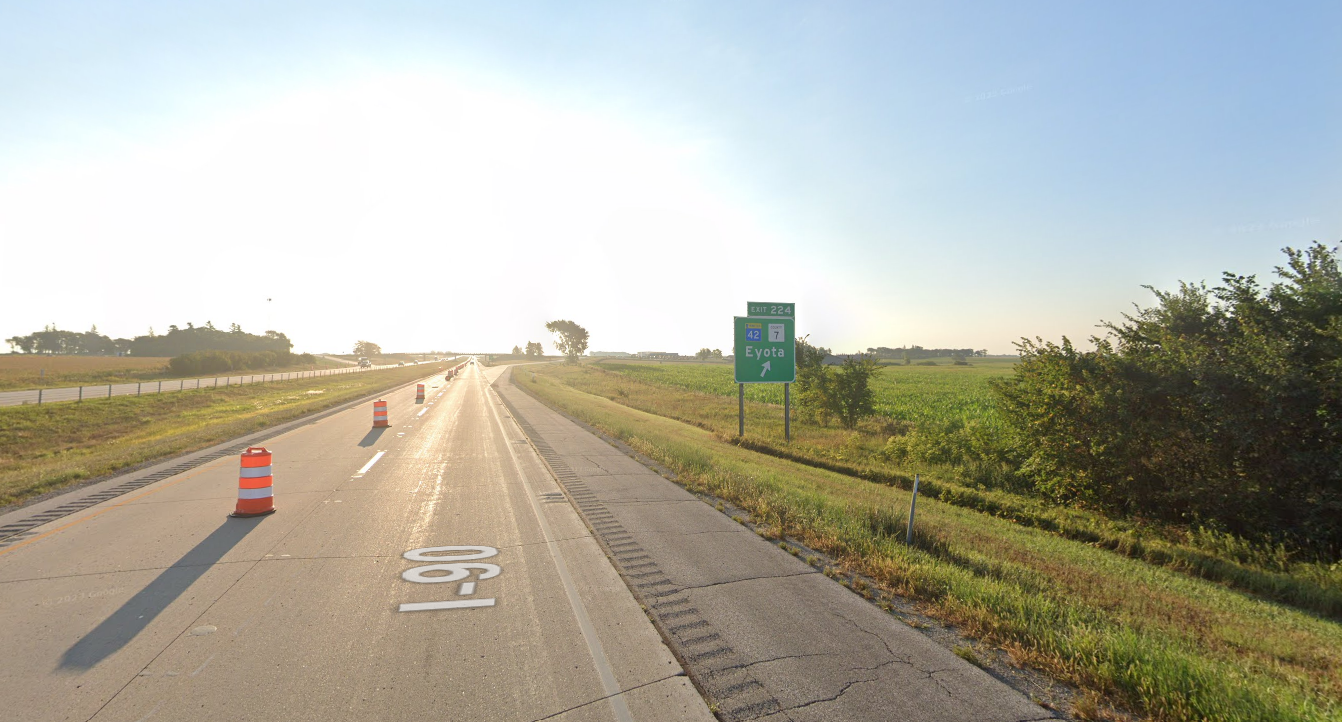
[525,341,544,357]
[512,345,523,355]
[545,320,589,362]
[353,340,382,356]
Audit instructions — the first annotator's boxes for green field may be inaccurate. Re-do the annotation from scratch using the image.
[517,364,1342,722]
[593,356,1016,429]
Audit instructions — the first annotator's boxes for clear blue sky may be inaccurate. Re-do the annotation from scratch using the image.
[2,1,1338,354]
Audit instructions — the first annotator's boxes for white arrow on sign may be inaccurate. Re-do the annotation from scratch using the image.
[760,361,771,378]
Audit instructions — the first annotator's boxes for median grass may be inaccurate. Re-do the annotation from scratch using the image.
[0,354,348,391]
[516,365,1342,722]
[560,360,1342,619]
[0,363,445,508]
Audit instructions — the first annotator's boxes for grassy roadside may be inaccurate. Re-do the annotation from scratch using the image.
[550,361,1342,618]
[0,363,447,508]
[516,367,1341,722]
[0,354,348,391]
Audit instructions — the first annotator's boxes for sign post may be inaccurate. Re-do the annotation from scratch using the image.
[734,303,796,440]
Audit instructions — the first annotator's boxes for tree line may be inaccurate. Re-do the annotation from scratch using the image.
[6,322,293,357]
[509,342,545,357]
[866,346,988,360]
[5,325,127,355]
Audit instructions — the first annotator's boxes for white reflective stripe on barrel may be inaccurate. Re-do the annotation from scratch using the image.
[238,487,273,499]
[239,466,273,478]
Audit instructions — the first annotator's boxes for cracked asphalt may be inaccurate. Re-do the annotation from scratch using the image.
[500,368,1059,722]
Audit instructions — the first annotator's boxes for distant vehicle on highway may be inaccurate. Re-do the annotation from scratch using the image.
[358,357,371,368]
[396,362,405,366]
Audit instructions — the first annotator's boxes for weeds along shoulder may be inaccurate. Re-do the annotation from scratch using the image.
[519,370,1342,722]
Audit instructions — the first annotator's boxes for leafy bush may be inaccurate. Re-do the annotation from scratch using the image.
[994,244,1342,559]
[829,354,880,429]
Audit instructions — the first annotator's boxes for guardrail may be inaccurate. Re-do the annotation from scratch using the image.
[0,360,455,408]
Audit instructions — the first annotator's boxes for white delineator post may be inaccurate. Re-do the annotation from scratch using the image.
[906,473,921,546]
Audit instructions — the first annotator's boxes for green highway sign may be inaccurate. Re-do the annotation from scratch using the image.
[735,315,795,383]
[746,301,794,318]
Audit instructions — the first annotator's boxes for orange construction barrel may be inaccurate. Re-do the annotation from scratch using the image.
[232,447,276,517]
[373,399,389,427]
[416,383,425,401]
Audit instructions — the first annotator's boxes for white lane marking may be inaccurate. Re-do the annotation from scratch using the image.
[458,581,476,596]
[401,562,500,584]
[483,384,634,722]
[405,546,498,561]
[399,599,494,612]
[357,451,386,475]
[417,408,427,417]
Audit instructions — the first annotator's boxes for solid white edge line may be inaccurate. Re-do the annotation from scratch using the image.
[357,450,386,475]
[399,598,495,612]
[483,372,635,722]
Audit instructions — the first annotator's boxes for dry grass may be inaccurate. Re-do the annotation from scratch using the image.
[0,356,171,390]
[0,354,346,391]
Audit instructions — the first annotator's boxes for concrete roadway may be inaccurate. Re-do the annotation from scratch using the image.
[0,362,711,721]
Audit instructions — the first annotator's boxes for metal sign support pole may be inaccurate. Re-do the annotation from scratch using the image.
[738,383,745,437]
[784,383,791,442]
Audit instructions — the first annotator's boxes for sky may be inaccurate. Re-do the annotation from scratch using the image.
[1,1,1339,355]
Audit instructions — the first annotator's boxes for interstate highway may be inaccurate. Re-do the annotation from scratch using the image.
[0,362,1051,721]
[0,363,710,721]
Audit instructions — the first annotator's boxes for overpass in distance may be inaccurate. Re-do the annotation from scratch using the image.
[0,360,1055,721]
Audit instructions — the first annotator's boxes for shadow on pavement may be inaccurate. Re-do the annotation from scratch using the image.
[358,427,387,447]
[57,518,261,672]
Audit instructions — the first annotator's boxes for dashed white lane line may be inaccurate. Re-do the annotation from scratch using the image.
[417,407,428,417]
[358,451,386,475]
